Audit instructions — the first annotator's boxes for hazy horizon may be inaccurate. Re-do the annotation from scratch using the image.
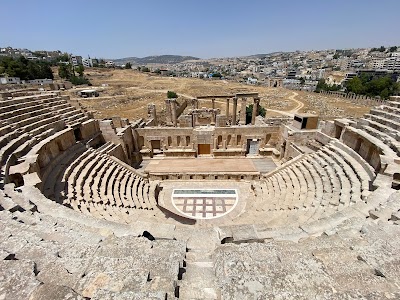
[2,0,400,59]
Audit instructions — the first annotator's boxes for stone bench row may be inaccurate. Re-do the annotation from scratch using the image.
[0,193,185,299]
[262,155,336,211]
[359,117,399,141]
[386,100,400,109]
[368,190,400,224]
[0,94,88,130]
[0,115,65,168]
[366,113,400,132]
[57,148,157,223]
[0,93,58,113]
[358,123,400,156]
[0,96,67,120]
[260,142,371,213]
[370,107,400,123]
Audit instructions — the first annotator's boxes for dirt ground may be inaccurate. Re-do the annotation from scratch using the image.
[64,68,372,121]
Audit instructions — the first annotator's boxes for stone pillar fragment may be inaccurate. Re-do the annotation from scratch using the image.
[251,98,259,125]
[147,103,157,126]
[239,97,247,125]
[211,110,216,125]
[165,99,172,124]
[170,99,178,127]
[226,98,230,118]
[232,97,238,125]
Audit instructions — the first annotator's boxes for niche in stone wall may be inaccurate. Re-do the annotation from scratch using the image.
[265,134,271,146]
[227,135,232,146]
[237,135,242,146]
[186,136,190,146]
[217,135,223,148]
[138,136,144,149]
[168,136,172,147]
[177,136,181,147]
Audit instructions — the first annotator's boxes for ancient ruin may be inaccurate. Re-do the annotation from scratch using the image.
[0,87,399,299]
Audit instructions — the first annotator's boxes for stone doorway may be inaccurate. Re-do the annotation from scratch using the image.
[198,144,211,155]
[246,139,259,155]
[151,140,162,155]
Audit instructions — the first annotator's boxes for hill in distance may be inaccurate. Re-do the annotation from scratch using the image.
[112,55,200,65]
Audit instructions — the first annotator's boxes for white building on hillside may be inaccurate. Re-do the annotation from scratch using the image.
[82,58,93,68]
[0,77,21,84]
[71,55,82,66]
[105,61,115,67]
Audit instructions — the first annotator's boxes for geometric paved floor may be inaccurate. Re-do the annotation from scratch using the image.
[172,189,238,219]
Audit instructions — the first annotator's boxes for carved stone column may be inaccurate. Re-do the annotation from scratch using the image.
[239,97,247,125]
[192,112,198,127]
[251,97,260,125]
[165,99,172,124]
[232,97,238,125]
[147,103,157,126]
[191,98,198,109]
[211,110,216,125]
[170,99,177,127]
[225,98,230,118]
[212,98,215,109]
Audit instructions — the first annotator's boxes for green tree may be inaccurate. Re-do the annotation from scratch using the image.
[245,104,266,124]
[315,79,341,92]
[59,53,70,62]
[75,65,85,77]
[346,77,364,94]
[58,64,72,79]
[389,46,398,52]
[167,91,178,98]
[70,76,91,85]
[299,77,305,85]
[345,75,399,99]
[0,56,53,80]
[333,53,340,59]
[125,62,132,69]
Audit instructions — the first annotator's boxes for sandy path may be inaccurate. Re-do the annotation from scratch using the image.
[288,91,304,113]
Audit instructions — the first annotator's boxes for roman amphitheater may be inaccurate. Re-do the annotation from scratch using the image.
[0,83,399,299]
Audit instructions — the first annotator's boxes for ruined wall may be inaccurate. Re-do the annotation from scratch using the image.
[213,126,280,149]
[117,126,135,163]
[36,130,76,170]
[135,125,281,157]
[176,100,188,118]
[341,129,359,150]
[107,144,127,162]
[99,119,133,163]
[321,120,336,137]
[341,128,382,171]
[80,119,100,140]
[136,127,195,150]
[281,126,319,146]
[284,144,302,160]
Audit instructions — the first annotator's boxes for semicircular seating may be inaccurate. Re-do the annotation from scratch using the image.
[0,90,399,299]
[45,146,160,224]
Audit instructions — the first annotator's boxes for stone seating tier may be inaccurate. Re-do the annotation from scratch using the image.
[0,92,399,298]
[47,146,159,224]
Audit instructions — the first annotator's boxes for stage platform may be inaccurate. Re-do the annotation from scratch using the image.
[144,157,276,175]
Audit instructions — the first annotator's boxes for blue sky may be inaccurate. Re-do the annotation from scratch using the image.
[1,0,399,59]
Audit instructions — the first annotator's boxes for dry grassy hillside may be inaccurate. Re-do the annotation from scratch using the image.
[65,68,371,121]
